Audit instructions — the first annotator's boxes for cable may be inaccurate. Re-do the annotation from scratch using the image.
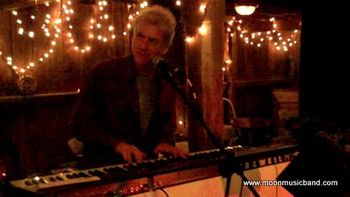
[159,188,169,197]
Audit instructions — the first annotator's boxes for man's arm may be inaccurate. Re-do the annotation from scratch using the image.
[153,79,189,158]
[69,65,120,150]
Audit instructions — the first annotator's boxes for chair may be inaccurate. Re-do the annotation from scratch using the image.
[223,97,272,146]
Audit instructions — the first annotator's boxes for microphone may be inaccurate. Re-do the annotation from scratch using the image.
[153,58,197,101]
[153,58,174,80]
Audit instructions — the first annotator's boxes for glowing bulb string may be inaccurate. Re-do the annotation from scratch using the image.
[0,0,217,77]
[225,16,300,52]
[0,0,143,77]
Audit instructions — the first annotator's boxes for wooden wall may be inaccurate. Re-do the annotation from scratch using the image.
[0,1,133,178]
[0,0,301,178]
[0,0,225,178]
[0,92,78,178]
[0,1,129,94]
[224,12,301,143]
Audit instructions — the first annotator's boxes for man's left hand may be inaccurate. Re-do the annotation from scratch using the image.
[154,143,189,159]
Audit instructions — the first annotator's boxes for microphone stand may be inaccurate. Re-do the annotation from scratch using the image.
[157,61,260,197]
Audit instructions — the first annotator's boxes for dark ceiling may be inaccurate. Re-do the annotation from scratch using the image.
[226,0,302,16]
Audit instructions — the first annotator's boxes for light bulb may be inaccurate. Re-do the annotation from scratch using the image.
[234,4,257,16]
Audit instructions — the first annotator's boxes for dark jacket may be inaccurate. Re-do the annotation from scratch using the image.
[70,55,177,163]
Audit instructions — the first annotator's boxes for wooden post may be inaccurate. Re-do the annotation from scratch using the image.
[183,0,225,151]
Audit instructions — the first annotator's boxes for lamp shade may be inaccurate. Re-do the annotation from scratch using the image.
[233,0,259,16]
[234,5,257,15]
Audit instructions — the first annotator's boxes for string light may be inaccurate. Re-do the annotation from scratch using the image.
[175,0,182,6]
[5,2,61,75]
[199,4,207,13]
[1,0,214,78]
[185,36,195,44]
[1,0,151,77]
[198,23,208,35]
[225,58,232,65]
[225,16,300,52]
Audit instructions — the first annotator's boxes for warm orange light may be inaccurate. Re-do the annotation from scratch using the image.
[234,5,257,16]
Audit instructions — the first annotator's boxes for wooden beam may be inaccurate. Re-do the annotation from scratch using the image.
[0,0,54,10]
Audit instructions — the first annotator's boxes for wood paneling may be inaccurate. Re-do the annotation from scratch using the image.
[0,92,78,178]
[0,1,129,94]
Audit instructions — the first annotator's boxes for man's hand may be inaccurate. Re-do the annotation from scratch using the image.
[154,143,189,159]
[115,142,145,163]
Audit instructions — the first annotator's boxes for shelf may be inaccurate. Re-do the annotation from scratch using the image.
[234,79,292,88]
[0,91,79,103]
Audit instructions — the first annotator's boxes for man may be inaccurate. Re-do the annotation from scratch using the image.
[70,5,188,165]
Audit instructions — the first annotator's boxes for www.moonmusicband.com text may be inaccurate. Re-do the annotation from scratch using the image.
[243,179,338,187]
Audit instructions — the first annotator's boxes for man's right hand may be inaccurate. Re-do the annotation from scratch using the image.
[114,142,145,163]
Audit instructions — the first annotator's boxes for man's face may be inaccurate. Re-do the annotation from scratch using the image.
[131,24,168,66]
